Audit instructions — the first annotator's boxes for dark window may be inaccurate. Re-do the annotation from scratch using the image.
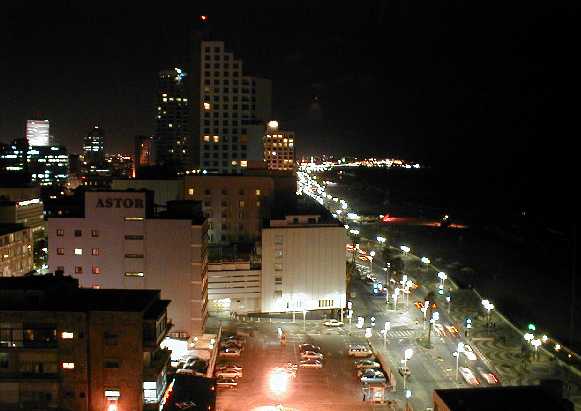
[104,359,120,368]
[74,230,82,237]
[91,229,99,237]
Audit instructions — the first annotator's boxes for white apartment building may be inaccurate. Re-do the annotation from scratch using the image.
[48,191,208,338]
[261,213,346,313]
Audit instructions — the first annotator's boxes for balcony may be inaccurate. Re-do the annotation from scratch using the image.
[0,328,58,349]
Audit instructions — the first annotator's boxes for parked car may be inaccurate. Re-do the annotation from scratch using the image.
[236,327,254,337]
[299,343,321,353]
[323,319,344,327]
[299,359,323,369]
[216,378,238,388]
[477,367,500,384]
[463,344,478,361]
[224,335,246,345]
[223,340,244,351]
[360,369,386,383]
[217,362,243,371]
[219,347,241,358]
[357,367,382,377]
[353,359,381,370]
[215,368,243,379]
[301,351,324,360]
[348,344,372,357]
[175,401,197,410]
[459,367,480,385]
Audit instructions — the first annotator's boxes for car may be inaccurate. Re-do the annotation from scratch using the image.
[219,347,241,358]
[357,367,382,377]
[323,319,344,327]
[299,343,321,353]
[215,368,243,379]
[459,367,480,385]
[301,350,323,360]
[360,369,386,383]
[175,401,197,410]
[477,367,500,384]
[414,301,423,310]
[176,368,196,375]
[299,359,323,368]
[463,344,478,361]
[216,378,238,388]
[348,344,372,357]
[398,366,411,377]
[217,363,243,371]
[223,340,244,351]
[224,335,246,345]
[353,359,381,369]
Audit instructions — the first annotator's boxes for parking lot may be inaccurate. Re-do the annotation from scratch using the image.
[215,319,395,410]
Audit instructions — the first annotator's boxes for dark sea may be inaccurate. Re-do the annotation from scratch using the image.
[325,166,579,350]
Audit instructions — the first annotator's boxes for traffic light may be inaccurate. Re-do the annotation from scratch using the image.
[528,323,536,331]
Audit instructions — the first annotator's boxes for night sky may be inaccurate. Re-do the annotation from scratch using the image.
[0,2,577,177]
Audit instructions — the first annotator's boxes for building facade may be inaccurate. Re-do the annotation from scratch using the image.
[134,135,154,175]
[0,185,45,237]
[111,178,184,208]
[196,40,272,174]
[26,120,50,147]
[47,191,208,337]
[264,121,295,171]
[0,224,33,277]
[155,68,190,173]
[261,213,346,313]
[207,260,261,314]
[0,141,69,186]
[184,174,274,244]
[0,275,171,411]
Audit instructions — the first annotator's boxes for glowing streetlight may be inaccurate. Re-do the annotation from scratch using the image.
[393,287,401,310]
[524,332,534,343]
[269,368,289,396]
[376,236,386,244]
[369,250,375,275]
[421,257,431,265]
[531,338,542,359]
[402,348,414,390]
[454,342,465,381]
[482,300,495,327]
[349,229,359,235]
[400,245,411,254]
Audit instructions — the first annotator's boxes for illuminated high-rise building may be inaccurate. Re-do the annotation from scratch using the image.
[264,121,295,171]
[26,120,50,146]
[187,38,272,174]
[154,68,190,173]
[83,126,105,167]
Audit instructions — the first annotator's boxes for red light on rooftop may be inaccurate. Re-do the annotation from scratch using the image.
[200,15,208,21]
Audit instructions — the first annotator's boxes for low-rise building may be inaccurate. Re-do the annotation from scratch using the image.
[48,191,208,338]
[207,260,261,314]
[0,224,33,277]
[0,185,45,238]
[0,274,171,411]
[261,208,346,313]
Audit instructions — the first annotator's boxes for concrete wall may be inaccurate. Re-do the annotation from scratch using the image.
[111,179,184,207]
[261,225,346,312]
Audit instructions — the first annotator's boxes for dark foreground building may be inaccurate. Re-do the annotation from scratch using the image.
[433,382,574,411]
[0,274,171,411]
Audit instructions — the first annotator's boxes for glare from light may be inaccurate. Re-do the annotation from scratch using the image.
[269,369,289,395]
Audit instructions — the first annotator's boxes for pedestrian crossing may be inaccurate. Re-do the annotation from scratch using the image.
[385,329,416,339]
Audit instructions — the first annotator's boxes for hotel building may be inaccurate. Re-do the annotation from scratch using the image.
[48,191,208,338]
[264,121,295,171]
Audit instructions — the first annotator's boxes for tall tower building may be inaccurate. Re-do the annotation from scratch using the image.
[26,120,50,146]
[264,121,295,171]
[134,135,154,169]
[154,68,190,173]
[195,40,272,174]
[83,125,105,167]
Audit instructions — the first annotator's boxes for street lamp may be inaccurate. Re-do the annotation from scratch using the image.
[376,235,386,244]
[482,300,495,327]
[369,250,376,275]
[524,332,534,343]
[402,348,413,390]
[446,295,451,314]
[400,245,411,254]
[531,338,542,360]
[383,321,391,345]
[454,342,465,381]
[393,287,401,311]
[421,257,431,265]
[303,309,307,331]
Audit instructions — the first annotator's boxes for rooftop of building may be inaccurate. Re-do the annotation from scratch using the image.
[434,383,573,411]
[268,196,342,227]
[0,274,169,316]
[0,223,27,236]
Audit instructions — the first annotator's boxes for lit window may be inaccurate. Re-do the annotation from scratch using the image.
[231,160,237,166]
[125,272,144,277]
[203,102,211,110]
[241,160,248,167]
[256,189,261,196]
[188,188,194,195]
[75,266,83,274]
[57,248,64,255]
[213,135,220,143]
[203,135,210,142]
[61,331,74,339]
[62,362,75,369]
[74,248,83,255]
[124,217,144,221]
[56,229,64,237]
[92,266,101,274]
[105,390,120,398]
[168,123,173,128]
[239,201,245,208]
